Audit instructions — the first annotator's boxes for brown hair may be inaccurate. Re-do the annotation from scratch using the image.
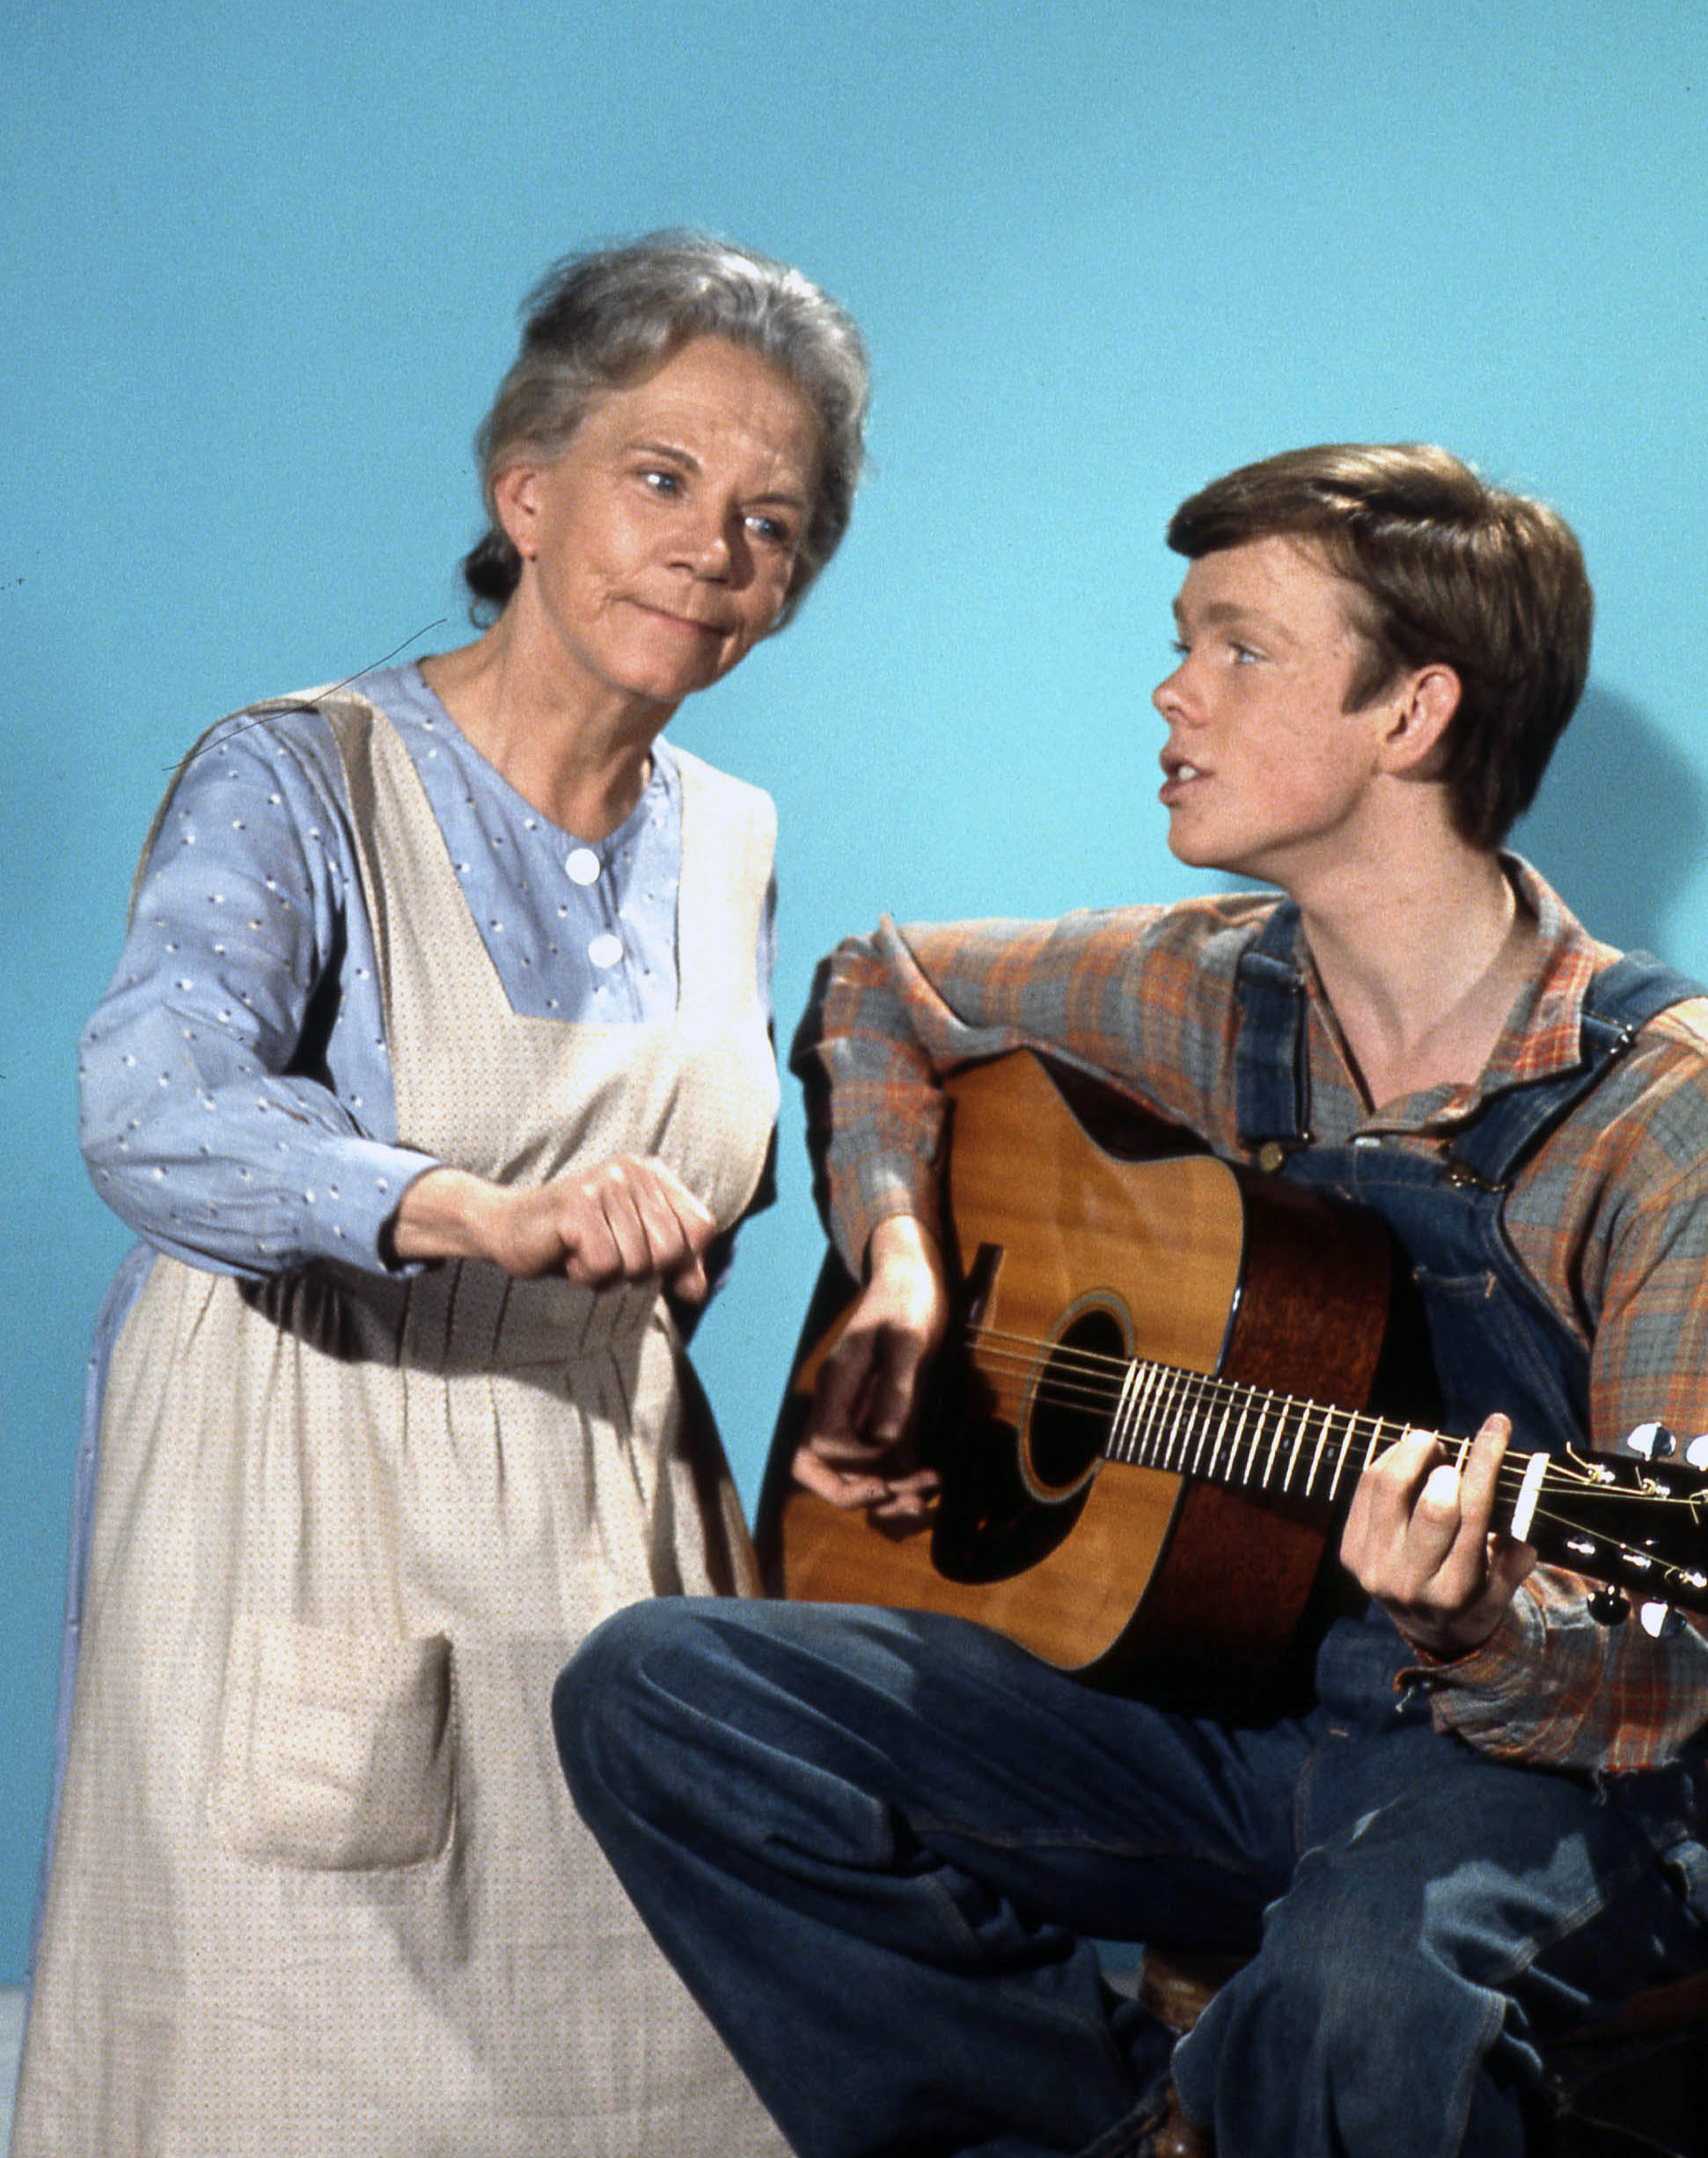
[1167,444,1593,848]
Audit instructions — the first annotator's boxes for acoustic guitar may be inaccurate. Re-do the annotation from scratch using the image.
[757,1051,1708,1707]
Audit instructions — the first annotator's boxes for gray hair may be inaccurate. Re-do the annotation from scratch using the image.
[462,232,870,628]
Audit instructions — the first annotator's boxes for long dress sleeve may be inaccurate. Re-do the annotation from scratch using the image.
[78,714,439,1276]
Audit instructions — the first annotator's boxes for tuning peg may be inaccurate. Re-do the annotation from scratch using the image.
[1687,1435,1708,1472]
[1624,1423,1677,1460]
[1587,1585,1630,1625]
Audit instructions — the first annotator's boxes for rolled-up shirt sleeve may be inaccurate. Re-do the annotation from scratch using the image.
[1411,1575,1708,1773]
[78,722,439,1276]
[788,901,1263,1272]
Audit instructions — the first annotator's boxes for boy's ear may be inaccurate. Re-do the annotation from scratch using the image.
[1382,663,1462,774]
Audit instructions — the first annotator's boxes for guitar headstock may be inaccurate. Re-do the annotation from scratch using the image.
[1528,1437,1708,1617]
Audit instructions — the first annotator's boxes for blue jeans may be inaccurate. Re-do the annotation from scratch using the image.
[556,1600,1708,2158]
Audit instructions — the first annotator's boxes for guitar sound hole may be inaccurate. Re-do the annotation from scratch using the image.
[1025,1305,1127,1498]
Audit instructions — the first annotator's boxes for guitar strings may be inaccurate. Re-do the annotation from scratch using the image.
[956,1323,1704,1569]
[972,1334,1676,1509]
[964,1323,1687,1499]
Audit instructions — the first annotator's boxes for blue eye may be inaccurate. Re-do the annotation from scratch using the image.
[641,468,681,495]
[747,513,795,548]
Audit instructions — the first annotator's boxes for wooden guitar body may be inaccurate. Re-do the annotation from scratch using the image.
[758,1052,1407,1707]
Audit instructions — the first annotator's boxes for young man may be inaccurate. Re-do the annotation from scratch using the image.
[557,446,1708,2158]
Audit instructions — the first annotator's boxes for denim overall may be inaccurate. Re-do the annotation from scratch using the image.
[561,911,1708,2158]
[1233,899,1703,1719]
[1235,899,1700,1458]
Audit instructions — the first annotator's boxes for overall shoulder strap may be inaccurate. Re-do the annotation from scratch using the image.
[1579,950,1704,1045]
[1447,951,1705,1190]
[1233,900,1313,1151]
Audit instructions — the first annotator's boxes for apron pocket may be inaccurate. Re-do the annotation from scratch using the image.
[208,1614,455,1869]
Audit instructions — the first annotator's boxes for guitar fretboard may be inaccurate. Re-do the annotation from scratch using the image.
[966,1318,1708,1606]
[1111,1360,1398,1513]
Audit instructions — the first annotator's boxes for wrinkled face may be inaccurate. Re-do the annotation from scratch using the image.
[1151,536,1396,892]
[498,334,823,711]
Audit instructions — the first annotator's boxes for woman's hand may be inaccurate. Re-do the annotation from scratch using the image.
[1339,1413,1537,1660]
[791,1215,949,1525]
[390,1156,719,1299]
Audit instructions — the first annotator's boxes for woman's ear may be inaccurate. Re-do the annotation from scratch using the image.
[491,462,541,561]
[1382,663,1462,776]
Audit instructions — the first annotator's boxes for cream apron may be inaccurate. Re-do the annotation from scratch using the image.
[17,694,789,2156]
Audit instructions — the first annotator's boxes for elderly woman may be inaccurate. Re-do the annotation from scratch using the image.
[15,233,868,2157]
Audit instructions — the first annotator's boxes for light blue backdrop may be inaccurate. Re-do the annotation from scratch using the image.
[4,0,1705,1981]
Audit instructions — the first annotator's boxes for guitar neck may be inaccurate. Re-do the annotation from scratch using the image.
[1095,1354,1706,1607]
[1110,1359,1410,1516]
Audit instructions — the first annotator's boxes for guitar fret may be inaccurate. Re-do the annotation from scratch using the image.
[1329,1414,1378,1503]
[1206,1386,1237,1479]
[1305,1414,1334,1500]
[1196,1384,1224,1478]
[1177,1372,1206,1467]
[1311,1406,1337,1493]
[1340,1409,1368,1493]
[1180,1374,1209,1472]
[1109,1358,1145,1463]
[1138,1362,1171,1461]
[1239,1395,1268,1486]
[1188,1379,1218,1477]
[1159,1365,1191,1469]
[1118,1361,1149,1463]
[1218,1390,1252,1482]
[1147,1364,1179,1464]
[1325,1425,1352,1503]
[1261,1398,1292,1491]
[1173,1378,1195,1468]
[1265,1396,1289,1482]
[1170,1373,1197,1470]
[1262,1394,1289,1483]
[1126,1360,1168,1466]
[1240,1393,1266,1485]
[1178,1369,1207,1470]
[1282,1404,1312,1494]
[1199,1379,1228,1470]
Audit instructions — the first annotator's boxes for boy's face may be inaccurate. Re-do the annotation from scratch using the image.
[1152,535,1400,893]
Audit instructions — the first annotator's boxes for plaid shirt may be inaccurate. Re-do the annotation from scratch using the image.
[789,858,1708,1773]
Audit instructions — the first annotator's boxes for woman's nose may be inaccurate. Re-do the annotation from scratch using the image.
[673,511,737,578]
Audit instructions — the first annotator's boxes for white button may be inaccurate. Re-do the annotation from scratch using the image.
[587,933,624,969]
[566,848,601,885]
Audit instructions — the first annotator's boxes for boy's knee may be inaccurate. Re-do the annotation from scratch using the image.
[553,1600,685,1804]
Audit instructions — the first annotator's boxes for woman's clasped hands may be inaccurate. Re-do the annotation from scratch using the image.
[391,1155,719,1301]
